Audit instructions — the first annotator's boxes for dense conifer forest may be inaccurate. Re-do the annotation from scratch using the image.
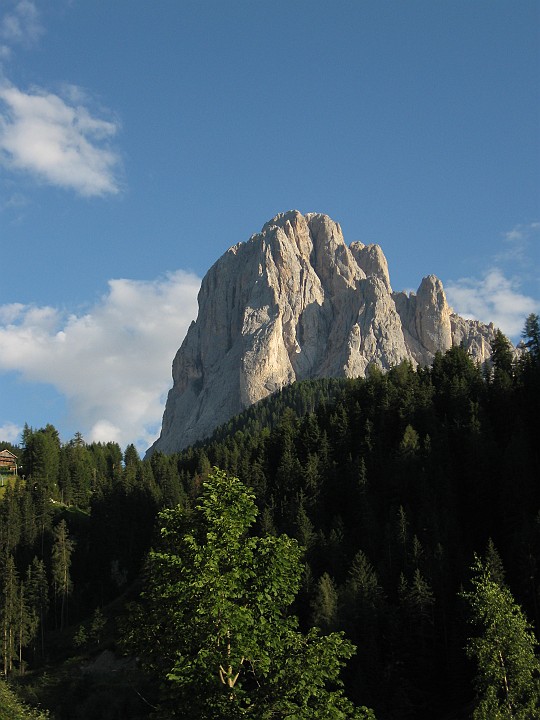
[0,316,539,719]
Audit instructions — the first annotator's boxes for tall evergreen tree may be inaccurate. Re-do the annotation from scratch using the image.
[51,520,75,630]
[22,425,61,495]
[0,555,19,675]
[25,557,48,660]
[521,314,540,361]
[311,572,339,632]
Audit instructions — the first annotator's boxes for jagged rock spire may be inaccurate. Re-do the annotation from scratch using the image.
[149,211,496,454]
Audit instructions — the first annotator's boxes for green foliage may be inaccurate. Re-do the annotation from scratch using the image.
[490,330,514,379]
[73,624,87,649]
[22,425,61,495]
[0,678,49,719]
[311,572,339,632]
[1,336,540,718]
[51,520,75,630]
[462,555,540,719]
[521,313,540,360]
[89,607,106,646]
[124,468,374,719]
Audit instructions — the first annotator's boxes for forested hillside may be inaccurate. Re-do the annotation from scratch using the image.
[0,317,539,719]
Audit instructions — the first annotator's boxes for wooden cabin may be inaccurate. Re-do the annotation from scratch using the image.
[0,449,18,475]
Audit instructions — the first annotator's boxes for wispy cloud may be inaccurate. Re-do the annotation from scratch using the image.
[496,221,540,266]
[0,82,122,196]
[0,1,44,57]
[0,271,201,451]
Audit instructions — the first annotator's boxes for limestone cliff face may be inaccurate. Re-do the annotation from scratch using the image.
[150,211,497,454]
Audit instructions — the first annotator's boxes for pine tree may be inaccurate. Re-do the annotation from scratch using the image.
[485,538,506,586]
[0,485,22,555]
[522,314,540,361]
[23,425,61,496]
[311,572,339,632]
[26,557,48,659]
[16,578,36,674]
[295,499,315,551]
[51,520,75,630]
[347,550,383,607]
[0,555,19,675]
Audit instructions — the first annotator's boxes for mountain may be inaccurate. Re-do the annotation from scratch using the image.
[149,210,497,454]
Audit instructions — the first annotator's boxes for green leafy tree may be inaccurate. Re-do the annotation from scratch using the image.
[0,678,50,719]
[124,468,375,719]
[461,555,540,719]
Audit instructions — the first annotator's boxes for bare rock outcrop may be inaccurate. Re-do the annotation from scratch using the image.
[149,211,498,454]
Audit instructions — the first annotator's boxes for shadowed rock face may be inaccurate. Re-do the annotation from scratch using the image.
[149,211,497,455]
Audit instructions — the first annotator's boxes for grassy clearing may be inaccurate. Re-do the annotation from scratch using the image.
[0,473,21,499]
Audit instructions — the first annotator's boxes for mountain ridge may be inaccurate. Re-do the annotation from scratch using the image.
[149,210,497,455]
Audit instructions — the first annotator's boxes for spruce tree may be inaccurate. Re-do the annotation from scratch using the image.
[51,520,75,630]
[522,314,540,361]
[0,555,19,675]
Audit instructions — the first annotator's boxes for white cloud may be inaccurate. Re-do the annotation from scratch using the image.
[0,271,201,451]
[446,222,540,340]
[446,267,538,339]
[0,421,22,444]
[0,82,122,196]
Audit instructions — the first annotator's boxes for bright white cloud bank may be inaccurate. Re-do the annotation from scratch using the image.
[445,223,540,340]
[0,2,120,196]
[0,82,122,196]
[446,268,538,339]
[0,271,200,450]
[0,421,23,444]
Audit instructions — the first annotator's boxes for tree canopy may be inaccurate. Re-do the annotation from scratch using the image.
[462,555,540,719]
[124,468,375,719]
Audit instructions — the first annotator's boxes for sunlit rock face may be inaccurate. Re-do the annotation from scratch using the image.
[149,211,496,454]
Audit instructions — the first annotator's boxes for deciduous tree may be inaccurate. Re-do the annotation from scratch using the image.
[462,555,540,719]
[125,468,375,719]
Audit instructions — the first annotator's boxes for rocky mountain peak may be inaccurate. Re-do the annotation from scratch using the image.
[149,211,498,455]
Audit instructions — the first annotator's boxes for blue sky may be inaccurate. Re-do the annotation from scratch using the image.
[0,0,538,452]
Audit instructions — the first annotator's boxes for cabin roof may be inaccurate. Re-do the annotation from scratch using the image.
[0,449,18,460]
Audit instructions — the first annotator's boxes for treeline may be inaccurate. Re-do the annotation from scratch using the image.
[0,318,538,718]
[0,431,164,676]
[155,324,540,717]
